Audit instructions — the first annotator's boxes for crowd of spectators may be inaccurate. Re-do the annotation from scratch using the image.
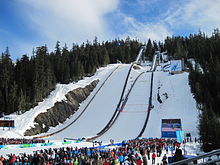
[0,138,188,165]
[0,138,45,145]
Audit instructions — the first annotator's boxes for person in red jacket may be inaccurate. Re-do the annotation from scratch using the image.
[103,158,110,165]
[176,142,181,148]
[9,154,16,165]
[136,156,143,165]
[152,152,156,164]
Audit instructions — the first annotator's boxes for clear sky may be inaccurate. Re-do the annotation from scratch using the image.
[0,0,220,60]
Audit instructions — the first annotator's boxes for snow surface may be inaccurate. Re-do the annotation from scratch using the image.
[144,65,199,138]
[0,61,200,161]
[44,64,131,140]
[98,69,151,142]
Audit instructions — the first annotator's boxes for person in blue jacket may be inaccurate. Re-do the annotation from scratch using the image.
[118,154,124,164]
[165,145,169,154]
[170,146,174,155]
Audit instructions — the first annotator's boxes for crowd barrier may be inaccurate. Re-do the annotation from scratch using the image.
[0,140,125,150]
[92,142,125,149]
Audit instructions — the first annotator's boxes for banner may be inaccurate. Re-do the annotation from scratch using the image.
[161,119,182,138]
[0,141,75,150]
[170,60,182,72]
[176,130,184,143]
[0,120,14,127]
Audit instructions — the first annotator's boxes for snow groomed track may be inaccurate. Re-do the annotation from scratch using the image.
[136,72,153,138]
[136,53,158,138]
[96,70,152,141]
[45,64,131,140]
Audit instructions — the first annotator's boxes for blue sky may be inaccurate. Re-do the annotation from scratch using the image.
[0,0,220,60]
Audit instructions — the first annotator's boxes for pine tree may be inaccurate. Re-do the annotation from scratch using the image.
[61,44,70,83]
[53,41,62,82]
[145,39,154,60]
[18,90,28,114]
[8,81,18,113]
[0,48,15,114]
[33,46,48,102]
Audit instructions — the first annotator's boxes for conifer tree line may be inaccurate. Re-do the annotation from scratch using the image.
[163,29,220,152]
[0,37,157,116]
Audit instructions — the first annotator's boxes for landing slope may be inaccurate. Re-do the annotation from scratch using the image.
[46,64,130,140]
[98,69,152,141]
[143,66,199,138]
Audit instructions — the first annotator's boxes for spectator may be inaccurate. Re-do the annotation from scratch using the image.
[0,138,183,165]
[172,148,184,163]
[142,154,148,165]
[119,153,124,164]
[170,146,175,155]
[9,154,16,164]
[162,154,167,165]
[136,156,143,165]
[0,156,4,165]
[123,157,131,165]
[165,145,169,154]
[146,147,150,160]
[152,152,156,164]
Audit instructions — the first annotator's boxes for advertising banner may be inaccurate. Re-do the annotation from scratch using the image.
[161,119,182,138]
[176,130,184,143]
[0,120,14,128]
[170,60,182,72]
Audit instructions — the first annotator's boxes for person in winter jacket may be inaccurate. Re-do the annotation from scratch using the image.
[103,158,111,165]
[162,154,167,165]
[119,154,124,164]
[123,159,131,165]
[136,156,143,165]
[114,157,119,165]
[73,157,79,165]
[9,154,16,164]
[170,146,174,155]
[146,147,150,160]
[165,145,169,154]
[142,155,148,165]
[172,149,184,163]
[152,152,156,164]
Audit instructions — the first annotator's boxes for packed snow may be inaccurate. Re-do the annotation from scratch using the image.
[97,69,151,141]
[144,65,199,138]
[44,64,131,140]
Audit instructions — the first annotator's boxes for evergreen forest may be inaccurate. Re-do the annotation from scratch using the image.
[163,29,220,152]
